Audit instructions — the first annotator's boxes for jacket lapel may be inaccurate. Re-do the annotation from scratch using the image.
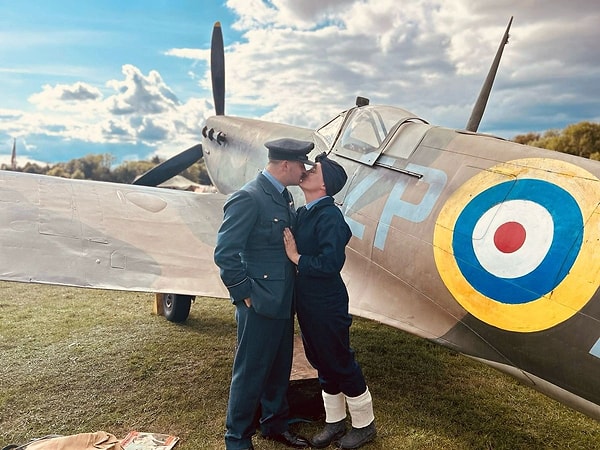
[257,173,297,226]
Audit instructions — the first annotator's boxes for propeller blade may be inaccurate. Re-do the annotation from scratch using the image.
[466,16,513,132]
[133,144,203,187]
[211,21,225,115]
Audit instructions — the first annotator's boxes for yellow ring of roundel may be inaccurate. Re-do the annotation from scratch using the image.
[433,158,600,332]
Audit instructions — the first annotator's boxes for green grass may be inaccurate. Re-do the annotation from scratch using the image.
[1,281,599,449]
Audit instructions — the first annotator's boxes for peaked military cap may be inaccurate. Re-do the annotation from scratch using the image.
[265,138,315,165]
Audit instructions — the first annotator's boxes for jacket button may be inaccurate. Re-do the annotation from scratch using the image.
[263,274,268,278]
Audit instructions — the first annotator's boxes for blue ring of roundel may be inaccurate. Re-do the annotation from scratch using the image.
[452,178,583,305]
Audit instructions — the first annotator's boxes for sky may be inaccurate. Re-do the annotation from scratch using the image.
[0,0,598,167]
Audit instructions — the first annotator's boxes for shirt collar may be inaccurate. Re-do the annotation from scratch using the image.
[262,169,285,193]
[305,195,328,210]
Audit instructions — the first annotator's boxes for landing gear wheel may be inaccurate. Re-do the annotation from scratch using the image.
[163,294,193,323]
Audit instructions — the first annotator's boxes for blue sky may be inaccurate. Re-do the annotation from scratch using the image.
[1,1,598,167]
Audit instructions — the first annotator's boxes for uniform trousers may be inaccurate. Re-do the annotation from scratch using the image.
[225,303,294,449]
[296,293,366,397]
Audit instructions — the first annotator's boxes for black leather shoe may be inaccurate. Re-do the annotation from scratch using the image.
[264,430,310,448]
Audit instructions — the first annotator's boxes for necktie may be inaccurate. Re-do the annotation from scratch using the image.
[282,188,293,208]
[282,188,296,225]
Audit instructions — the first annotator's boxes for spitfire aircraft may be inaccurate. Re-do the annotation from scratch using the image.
[1,18,599,423]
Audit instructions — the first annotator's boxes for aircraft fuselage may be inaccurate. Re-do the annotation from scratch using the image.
[202,104,600,420]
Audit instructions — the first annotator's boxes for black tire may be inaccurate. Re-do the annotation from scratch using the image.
[163,293,193,323]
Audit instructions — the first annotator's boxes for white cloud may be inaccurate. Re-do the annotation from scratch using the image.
[28,82,103,108]
[205,0,600,136]
[106,65,180,115]
[0,63,213,160]
[2,0,598,165]
[165,48,209,60]
[226,0,278,29]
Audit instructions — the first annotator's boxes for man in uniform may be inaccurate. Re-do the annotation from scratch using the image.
[214,138,314,450]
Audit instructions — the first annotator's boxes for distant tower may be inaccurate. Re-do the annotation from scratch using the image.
[11,138,16,170]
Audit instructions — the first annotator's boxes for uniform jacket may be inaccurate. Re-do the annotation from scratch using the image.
[214,172,296,319]
[294,196,352,303]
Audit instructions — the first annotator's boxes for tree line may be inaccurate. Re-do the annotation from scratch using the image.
[512,121,600,160]
[1,153,212,185]
[2,121,599,183]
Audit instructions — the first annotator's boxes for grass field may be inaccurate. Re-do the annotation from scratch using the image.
[1,281,599,449]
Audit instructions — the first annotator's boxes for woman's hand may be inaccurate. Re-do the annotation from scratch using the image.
[283,227,300,265]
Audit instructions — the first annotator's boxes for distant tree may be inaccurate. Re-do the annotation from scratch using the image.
[75,154,114,181]
[513,122,600,159]
[512,132,541,145]
[71,168,85,179]
[44,153,115,181]
[5,151,214,186]
[181,159,211,185]
[555,122,600,159]
[21,162,50,174]
[46,165,68,178]
[112,160,156,184]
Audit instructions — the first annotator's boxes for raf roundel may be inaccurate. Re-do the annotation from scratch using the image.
[433,158,600,332]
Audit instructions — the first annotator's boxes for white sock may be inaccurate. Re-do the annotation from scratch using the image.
[322,391,347,423]
[345,387,374,428]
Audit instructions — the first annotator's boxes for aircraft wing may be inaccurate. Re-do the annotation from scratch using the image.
[0,170,228,298]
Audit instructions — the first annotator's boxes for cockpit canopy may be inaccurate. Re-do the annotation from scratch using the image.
[317,104,429,165]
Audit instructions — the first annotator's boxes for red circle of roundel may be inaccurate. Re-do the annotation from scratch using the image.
[494,221,526,254]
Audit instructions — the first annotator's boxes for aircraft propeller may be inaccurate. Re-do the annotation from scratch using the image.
[132,143,204,187]
[211,22,225,116]
[133,22,225,187]
[465,16,512,132]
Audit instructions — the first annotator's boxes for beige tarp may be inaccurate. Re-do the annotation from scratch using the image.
[13,432,122,450]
